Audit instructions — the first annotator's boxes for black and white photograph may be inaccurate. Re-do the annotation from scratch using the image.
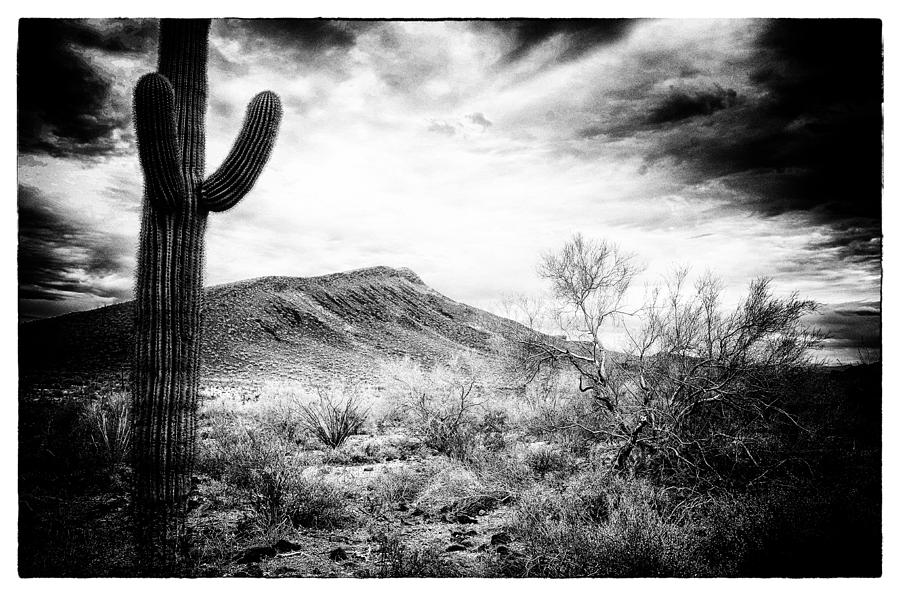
[15,7,885,580]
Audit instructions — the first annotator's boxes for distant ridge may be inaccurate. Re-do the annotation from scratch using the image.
[19,266,530,386]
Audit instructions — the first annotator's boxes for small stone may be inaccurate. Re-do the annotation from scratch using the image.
[363,466,374,472]
[490,532,511,546]
[329,547,349,561]
[274,539,303,553]
[236,545,276,564]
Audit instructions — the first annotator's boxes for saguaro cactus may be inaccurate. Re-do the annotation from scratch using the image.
[131,18,281,571]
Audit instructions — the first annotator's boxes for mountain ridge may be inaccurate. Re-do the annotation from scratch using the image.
[19,266,527,386]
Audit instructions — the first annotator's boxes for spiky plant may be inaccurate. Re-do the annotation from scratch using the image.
[131,18,281,572]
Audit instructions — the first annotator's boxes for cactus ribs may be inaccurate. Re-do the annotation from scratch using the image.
[131,18,282,572]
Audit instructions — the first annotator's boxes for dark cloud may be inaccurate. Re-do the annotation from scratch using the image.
[805,301,881,355]
[483,19,636,63]
[649,20,881,223]
[647,85,738,124]
[574,20,880,248]
[17,18,156,156]
[216,19,374,57]
[805,218,882,268]
[18,184,134,320]
[567,20,882,270]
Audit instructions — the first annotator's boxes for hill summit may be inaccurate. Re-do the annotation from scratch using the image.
[20,266,528,385]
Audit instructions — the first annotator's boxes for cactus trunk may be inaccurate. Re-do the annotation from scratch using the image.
[131,19,281,573]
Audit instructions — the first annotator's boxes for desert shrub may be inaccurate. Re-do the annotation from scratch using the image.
[85,390,132,473]
[367,392,406,432]
[413,459,510,518]
[368,466,431,511]
[385,357,483,461]
[524,444,577,479]
[254,393,308,445]
[187,519,242,576]
[666,490,771,577]
[286,475,350,529]
[468,450,534,498]
[370,532,459,577]
[414,462,483,512]
[507,474,691,577]
[197,418,351,530]
[479,408,510,451]
[196,406,257,481]
[247,462,304,529]
[322,436,403,465]
[408,380,480,461]
[515,377,593,446]
[361,437,401,461]
[20,394,117,494]
[298,387,368,449]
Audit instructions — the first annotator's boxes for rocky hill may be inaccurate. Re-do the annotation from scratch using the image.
[19,266,530,387]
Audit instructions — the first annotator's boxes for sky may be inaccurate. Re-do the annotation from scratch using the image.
[16,17,882,362]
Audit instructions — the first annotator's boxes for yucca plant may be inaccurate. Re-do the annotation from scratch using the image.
[87,391,132,472]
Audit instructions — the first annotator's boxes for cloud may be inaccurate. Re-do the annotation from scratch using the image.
[18,184,134,320]
[647,84,738,124]
[428,121,457,136]
[426,112,494,137]
[17,18,156,156]
[483,19,636,63]
[642,20,882,222]
[805,301,881,362]
[15,18,883,351]
[212,18,377,74]
[221,19,373,54]
[551,19,882,276]
[467,112,493,128]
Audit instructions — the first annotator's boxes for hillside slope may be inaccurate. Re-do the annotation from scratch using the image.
[19,266,528,385]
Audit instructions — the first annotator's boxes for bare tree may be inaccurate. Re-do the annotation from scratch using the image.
[511,234,823,486]
[516,234,640,394]
[627,273,824,485]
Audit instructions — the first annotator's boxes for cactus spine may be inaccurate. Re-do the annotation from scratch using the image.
[131,18,281,571]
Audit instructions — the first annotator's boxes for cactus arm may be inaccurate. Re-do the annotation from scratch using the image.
[134,73,185,211]
[200,90,282,212]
